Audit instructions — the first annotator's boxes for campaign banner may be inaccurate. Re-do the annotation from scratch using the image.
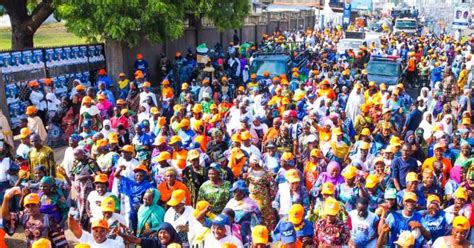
[452,5,470,30]
[342,3,352,28]
[351,0,372,11]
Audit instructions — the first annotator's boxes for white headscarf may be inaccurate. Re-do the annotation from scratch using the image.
[440,114,453,135]
[100,119,116,137]
[419,112,433,141]
[46,92,61,112]
[345,87,364,122]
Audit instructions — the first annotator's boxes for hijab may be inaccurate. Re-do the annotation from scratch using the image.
[100,120,116,137]
[319,161,344,186]
[137,188,165,236]
[157,222,182,246]
[419,112,433,141]
[46,93,61,112]
[127,81,140,98]
[96,98,113,112]
[450,166,463,184]
[440,114,453,135]
[345,87,364,122]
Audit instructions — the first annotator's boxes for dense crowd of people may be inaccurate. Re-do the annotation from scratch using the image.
[0,24,473,248]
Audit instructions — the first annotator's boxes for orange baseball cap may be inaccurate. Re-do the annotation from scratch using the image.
[192,104,203,114]
[252,225,269,245]
[156,151,171,162]
[167,189,186,206]
[94,173,108,184]
[453,216,470,230]
[100,197,115,212]
[281,152,294,161]
[231,133,241,143]
[28,80,39,87]
[108,132,118,144]
[288,204,304,224]
[82,96,93,104]
[121,145,134,153]
[321,182,335,195]
[179,119,190,128]
[91,218,109,229]
[133,164,149,173]
[19,128,32,139]
[23,193,40,206]
[169,136,182,145]
[75,84,86,91]
[285,169,300,183]
[240,131,251,141]
[25,106,37,115]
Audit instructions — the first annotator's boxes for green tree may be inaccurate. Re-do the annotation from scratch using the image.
[1,0,56,49]
[56,0,250,47]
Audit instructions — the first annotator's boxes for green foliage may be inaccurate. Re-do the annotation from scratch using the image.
[197,0,251,30]
[56,0,249,46]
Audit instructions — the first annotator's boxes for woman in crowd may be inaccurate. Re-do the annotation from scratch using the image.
[197,163,231,215]
[137,188,165,237]
[115,163,154,233]
[225,180,262,245]
[245,154,277,230]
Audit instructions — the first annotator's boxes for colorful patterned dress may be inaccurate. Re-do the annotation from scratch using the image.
[197,180,231,214]
[246,168,277,230]
[313,218,350,247]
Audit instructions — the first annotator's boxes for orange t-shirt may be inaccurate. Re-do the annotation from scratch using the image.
[157,181,192,205]
[304,161,319,191]
[422,157,452,187]
[317,88,336,100]
[172,149,188,169]
[162,87,174,99]
[193,134,208,152]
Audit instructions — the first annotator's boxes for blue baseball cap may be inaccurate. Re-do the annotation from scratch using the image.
[212,214,230,227]
[209,162,221,172]
[279,222,297,244]
[82,119,92,128]
[230,180,248,192]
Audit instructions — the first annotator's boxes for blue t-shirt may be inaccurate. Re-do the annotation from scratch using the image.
[421,211,449,242]
[273,218,314,240]
[391,157,418,189]
[386,211,424,248]
[396,189,427,209]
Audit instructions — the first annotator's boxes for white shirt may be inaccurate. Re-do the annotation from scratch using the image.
[349,210,379,247]
[16,143,31,160]
[104,213,127,227]
[0,158,11,182]
[139,91,157,106]
[164,206,196,244]
[204,232,243,248]
[78,230,124,248]
[29,90,47,111]
[61,147,75,177]
[445,204,472,224]
[241,144,262,158]
[87,191,112,220]
[112,157,138,226]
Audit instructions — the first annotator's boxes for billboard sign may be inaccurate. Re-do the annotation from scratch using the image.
[452,5,470,30]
